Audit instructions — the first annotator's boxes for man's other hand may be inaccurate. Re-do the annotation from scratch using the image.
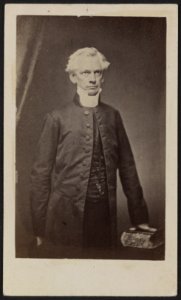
[36,236,43,246]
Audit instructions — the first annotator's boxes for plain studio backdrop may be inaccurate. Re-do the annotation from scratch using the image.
[16,16,166,258]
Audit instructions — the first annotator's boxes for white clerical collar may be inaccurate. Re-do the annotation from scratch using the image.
[77,87,101,108]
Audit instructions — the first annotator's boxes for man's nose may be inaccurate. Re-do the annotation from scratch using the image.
[89,72,96,83]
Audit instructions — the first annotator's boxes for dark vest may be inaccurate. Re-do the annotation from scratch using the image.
[83,111,111,247]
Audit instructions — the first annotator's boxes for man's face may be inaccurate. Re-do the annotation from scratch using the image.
[72,55,103,96]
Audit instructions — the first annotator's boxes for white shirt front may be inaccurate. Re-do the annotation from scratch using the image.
[77,87,101,108]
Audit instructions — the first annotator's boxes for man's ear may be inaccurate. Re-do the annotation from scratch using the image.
[101,72,104,83]
[69,73,77,84]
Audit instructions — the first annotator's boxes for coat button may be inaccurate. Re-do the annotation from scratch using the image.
[86,123,90,128]
[84,110,89,115]
[82,161,86,166]
[85,135,90,141]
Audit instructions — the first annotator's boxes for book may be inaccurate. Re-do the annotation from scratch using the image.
[120,229,164,249]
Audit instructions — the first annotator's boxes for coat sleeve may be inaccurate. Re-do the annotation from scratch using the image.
[30,113,60,237]
[116,110,149,226]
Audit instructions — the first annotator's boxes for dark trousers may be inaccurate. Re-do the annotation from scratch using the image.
[83,196,111,248]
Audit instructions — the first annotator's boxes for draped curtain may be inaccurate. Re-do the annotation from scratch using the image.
[16,17,46,256]
[16,17,45,125]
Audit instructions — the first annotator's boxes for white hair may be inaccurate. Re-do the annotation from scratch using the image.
[65,47,110,73]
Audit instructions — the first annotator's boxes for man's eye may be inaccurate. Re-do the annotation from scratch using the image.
[95,71,102,75]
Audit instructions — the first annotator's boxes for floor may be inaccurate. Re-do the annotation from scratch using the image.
[20,239,164,260]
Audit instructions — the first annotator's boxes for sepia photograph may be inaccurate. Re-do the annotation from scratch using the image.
[4,4,177,296]
[16,15,166,260]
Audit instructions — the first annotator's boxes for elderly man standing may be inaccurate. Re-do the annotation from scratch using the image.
[30,47,155,256]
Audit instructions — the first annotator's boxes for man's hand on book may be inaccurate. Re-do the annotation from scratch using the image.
[129,223,157,233]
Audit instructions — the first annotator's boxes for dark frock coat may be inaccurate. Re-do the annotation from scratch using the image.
[30,94,149,246]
